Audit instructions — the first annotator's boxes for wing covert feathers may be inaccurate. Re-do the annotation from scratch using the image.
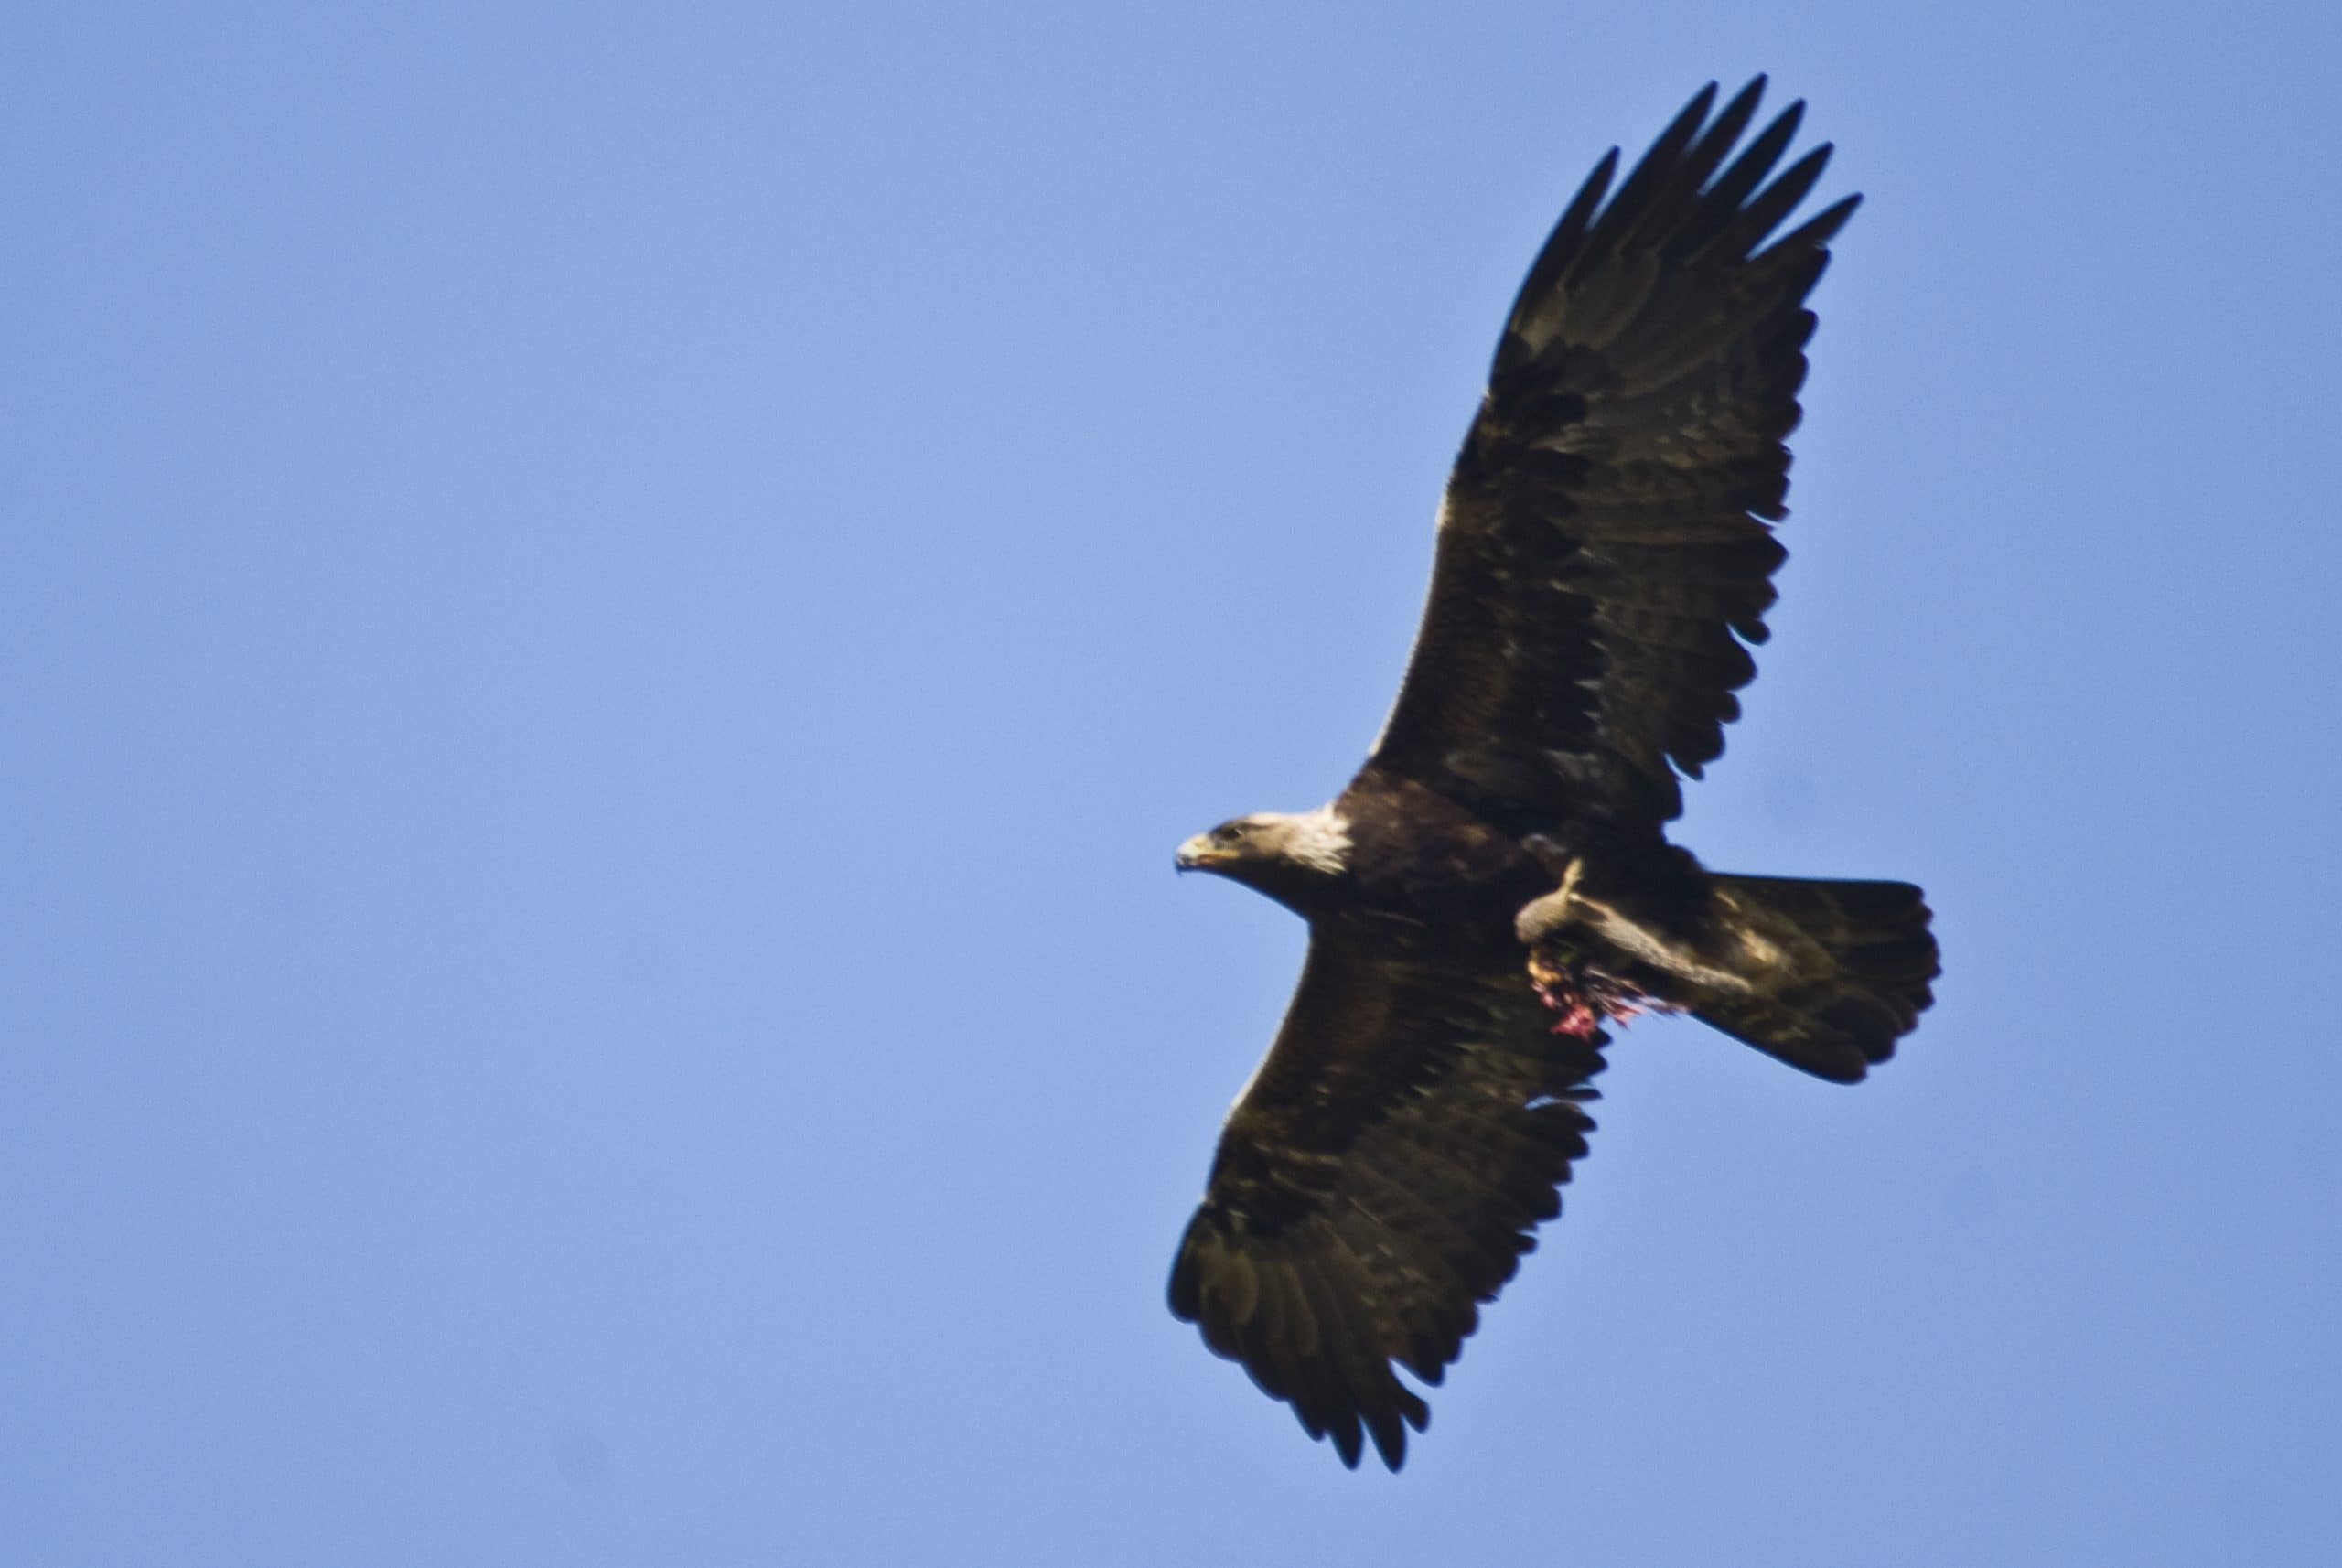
[1371,78,1858,829]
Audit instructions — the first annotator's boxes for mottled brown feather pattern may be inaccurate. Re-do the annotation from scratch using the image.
[1372,77,1858,828]
[1689,874,1940,1081]
[1169,928,1603,1470]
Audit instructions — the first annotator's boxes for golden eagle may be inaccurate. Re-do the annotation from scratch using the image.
[1168,80,1939,1471]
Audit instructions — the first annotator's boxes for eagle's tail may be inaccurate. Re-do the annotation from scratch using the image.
[1691,875,1939,1083]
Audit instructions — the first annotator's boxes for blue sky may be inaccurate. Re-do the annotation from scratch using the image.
[5,3,2338,1563]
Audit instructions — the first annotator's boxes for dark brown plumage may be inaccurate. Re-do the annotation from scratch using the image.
[1169,80,1939,1471]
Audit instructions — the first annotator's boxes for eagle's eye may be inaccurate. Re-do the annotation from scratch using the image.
[1221,822,1251,843]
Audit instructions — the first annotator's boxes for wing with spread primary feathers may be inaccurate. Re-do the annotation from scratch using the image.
[1167,924,1605,1470]
[1370,79,1859,828]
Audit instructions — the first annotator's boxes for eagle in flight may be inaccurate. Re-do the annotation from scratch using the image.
[1168,80,1939,1471]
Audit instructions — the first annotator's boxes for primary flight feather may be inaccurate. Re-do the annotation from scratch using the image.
[1168,79,1939,1472]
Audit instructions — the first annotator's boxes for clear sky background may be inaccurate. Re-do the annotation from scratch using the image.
[5,3,2338,1563]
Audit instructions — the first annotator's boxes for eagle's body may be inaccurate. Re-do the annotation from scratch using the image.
[1167,80,1939,1472]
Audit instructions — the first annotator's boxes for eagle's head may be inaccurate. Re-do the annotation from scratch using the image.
[1175,806,1352,911]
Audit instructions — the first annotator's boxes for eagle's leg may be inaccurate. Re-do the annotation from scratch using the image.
[1518,857,1604,1036]
[1516,851,1678,1038]
[1513,849,1585,948]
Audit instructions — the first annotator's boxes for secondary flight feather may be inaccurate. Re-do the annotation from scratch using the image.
[1168,79,1939,1471]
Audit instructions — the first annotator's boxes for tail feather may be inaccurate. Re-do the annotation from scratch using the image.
[1692,874,1939,1083]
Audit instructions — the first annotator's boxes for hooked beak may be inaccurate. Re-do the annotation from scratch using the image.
[1175,834,1228,875]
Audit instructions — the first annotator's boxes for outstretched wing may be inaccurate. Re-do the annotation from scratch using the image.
[1370,79,1859,828]
[1168,922,1605,1470]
